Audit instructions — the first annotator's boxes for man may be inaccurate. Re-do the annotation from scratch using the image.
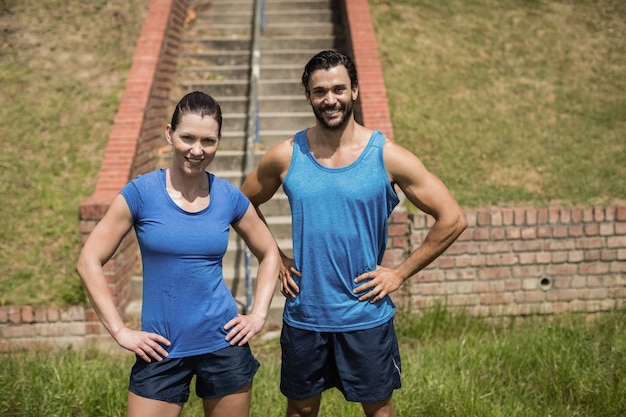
[241,50,467,417]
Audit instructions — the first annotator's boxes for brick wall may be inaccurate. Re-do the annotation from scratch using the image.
[342,0,394,141]
[0,305,108,352]
[384,206,626,315]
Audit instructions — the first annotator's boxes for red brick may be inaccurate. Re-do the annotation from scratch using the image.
[600,223,614,236]
[479,267,510,280]
[8,307,20,324]
[611,260,626,273]
[21,306,33,323]
[579,262,610,275]
[594,206,605,222]
[546,289,578,302]
[568,225,584,237]
[512,265,544,278]
[521,228,537,239]
[544,240,576,251]
[537,208,549,224]
[514,208,526,226]
[551,251,569,264]
[514,240,543,252]
[480,293,512,305]
[568,250,584,263]
[506,228,521,239]
[584,224,599,236]
[546,264,578,276]
[464,211,477,227]
[553,226,569,238]
[537,226,552,238]
[548,207,560,224]
[614,223,626,235]
[607,235,626,248]
[47,308,60,321]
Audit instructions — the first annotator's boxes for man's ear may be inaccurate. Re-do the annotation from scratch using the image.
[352,86,359,101]
[305,90,311,104]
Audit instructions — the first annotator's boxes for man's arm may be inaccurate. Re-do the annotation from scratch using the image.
[354,141,468,302]
[240,140,292,206]
[240,139,302,298]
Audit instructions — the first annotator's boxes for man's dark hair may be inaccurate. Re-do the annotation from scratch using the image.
[301,50,359,93]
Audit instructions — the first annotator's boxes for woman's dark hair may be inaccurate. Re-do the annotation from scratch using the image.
[301,50,359,93]
[170,91,223,137]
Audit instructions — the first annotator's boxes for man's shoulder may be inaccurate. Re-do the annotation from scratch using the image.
[257,136,297,175]
[266,136,295,158]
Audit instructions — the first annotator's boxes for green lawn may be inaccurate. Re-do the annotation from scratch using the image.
[1,308,624,416]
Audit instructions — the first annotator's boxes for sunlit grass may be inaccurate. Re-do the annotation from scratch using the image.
[1,308,624,416]
[0,0,149,306]
[371,0,626,208]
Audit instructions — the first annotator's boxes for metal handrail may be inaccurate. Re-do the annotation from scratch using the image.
[244,0,264,313]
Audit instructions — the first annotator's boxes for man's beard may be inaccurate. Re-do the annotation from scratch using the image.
[312,101,354,131]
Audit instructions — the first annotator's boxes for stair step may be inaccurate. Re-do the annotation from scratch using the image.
[264,0,333,7]
[262,21,336,36]
[264,10,333,24]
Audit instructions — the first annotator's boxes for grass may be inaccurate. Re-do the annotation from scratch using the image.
[0,0,623,323]
[1,307,624,416]
[371,0,626,208]
[0,0,149,306]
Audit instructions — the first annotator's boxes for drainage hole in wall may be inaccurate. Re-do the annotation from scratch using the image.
[540,277,552,290]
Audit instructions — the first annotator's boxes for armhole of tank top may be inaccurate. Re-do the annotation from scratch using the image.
[283,130,306,186]
[375,131,399,201]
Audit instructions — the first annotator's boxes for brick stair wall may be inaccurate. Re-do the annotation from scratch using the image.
[1,0,624,351]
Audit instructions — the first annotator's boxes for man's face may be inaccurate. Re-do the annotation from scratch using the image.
[306,65,358,131]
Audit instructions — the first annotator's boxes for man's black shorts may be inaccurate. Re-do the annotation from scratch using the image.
[280,319,401,403]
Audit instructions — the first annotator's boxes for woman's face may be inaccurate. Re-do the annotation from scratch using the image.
[166,112,220,176]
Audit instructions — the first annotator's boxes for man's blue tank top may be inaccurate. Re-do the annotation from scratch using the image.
[282,129,400,332]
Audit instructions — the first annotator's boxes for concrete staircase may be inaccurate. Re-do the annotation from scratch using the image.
[127,0,347,329]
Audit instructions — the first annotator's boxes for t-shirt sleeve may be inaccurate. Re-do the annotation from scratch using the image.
[228,183,251,224]
[119,178,144,222]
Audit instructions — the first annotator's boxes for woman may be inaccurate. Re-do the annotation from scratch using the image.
[77,91,280,417]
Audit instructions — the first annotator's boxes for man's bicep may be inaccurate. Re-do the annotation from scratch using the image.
[386,144,456,217]
[242,142,291,205]
[241,157,283,206]
[402,172,458,218]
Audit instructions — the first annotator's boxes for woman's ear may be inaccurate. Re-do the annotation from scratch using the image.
[165,124,174,145]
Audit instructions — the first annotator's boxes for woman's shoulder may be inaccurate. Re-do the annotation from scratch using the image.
[130,169,164,184]
[209,173,243,197]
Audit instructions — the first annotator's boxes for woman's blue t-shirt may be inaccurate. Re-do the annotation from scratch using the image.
[120,169,249,358]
